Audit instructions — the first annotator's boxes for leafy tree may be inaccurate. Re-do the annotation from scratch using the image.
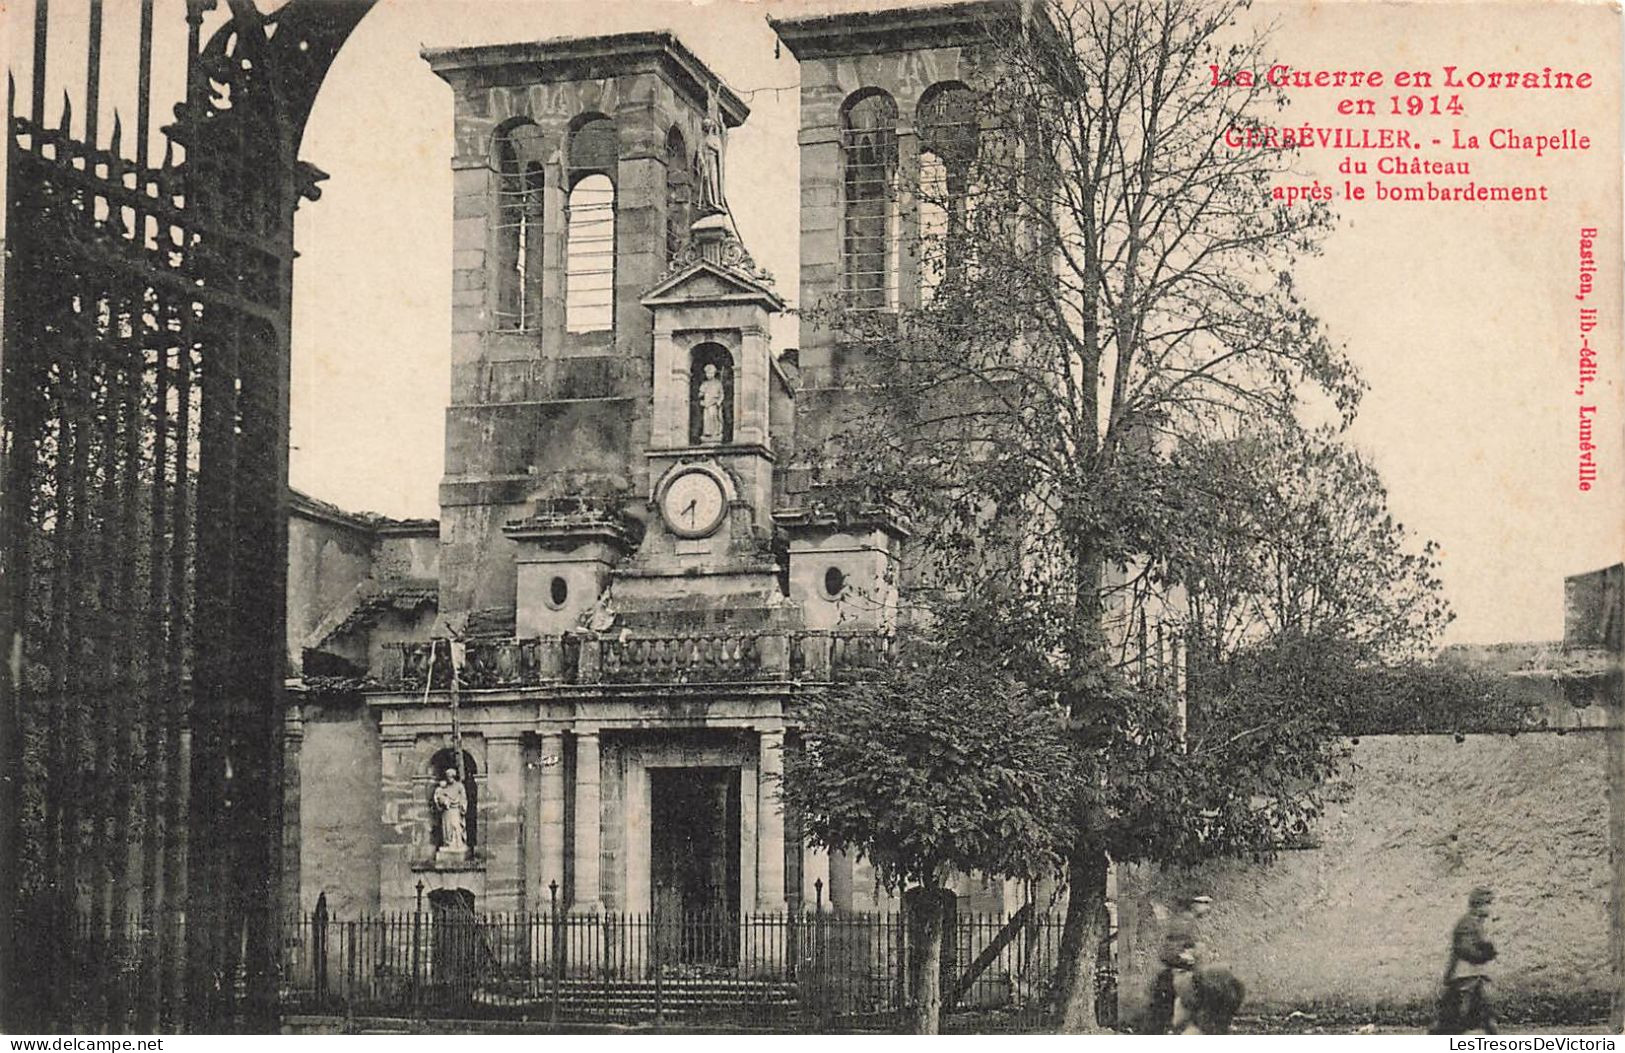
[1166,428,1452,685]
[802,0,1444,1031]
[780,625,1074,1034]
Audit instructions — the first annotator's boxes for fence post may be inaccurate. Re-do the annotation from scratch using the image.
[313,896,328,1007]
[600,914,612,1015]
[652,892,663,1030]
[344,921,355,1026]
[412,883,423,1020]
[815,879,832,1030]
[896,902,909,1028]
[549,881,561,1029]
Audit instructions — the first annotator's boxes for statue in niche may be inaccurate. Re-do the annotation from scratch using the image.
[698,362,726,444]
[434,768,469,853]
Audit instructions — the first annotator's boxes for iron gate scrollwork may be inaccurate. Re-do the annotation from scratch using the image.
[1,0,372,1032]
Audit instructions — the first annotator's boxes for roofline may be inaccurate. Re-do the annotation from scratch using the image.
[422,31,749,128]
[641,259,787,313]
[769,0,1031,60]
[289,487,440,537]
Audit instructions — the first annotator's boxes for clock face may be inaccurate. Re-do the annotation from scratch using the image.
[661,469,727,538]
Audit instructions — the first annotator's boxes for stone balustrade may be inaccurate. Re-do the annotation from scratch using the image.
[375,629,892,690]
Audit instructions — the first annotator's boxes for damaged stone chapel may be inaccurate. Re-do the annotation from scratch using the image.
[284,3,1025,935]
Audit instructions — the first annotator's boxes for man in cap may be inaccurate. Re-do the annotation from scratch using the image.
[1431,887,1498,1034]
[1145,894,1213,1033]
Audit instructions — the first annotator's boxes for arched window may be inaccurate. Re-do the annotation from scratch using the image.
[493,120,546,331]
[840,90,899,309]
[665,127,692,264]
[688,343,734,445]
[916,84,979,302]
[566,115,617,334]
[429,748,479,849]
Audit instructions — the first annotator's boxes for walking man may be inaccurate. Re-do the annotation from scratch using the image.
[1431,887,1499,1034]
[1145,894,1212,1033]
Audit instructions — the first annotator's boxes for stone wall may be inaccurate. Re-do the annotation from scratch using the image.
[297,708,382,917]
[287,499,375,672]
[1117,732,1611,1019]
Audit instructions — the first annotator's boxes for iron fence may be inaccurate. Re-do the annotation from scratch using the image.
[36,906,1105,1031]
[2,0,372,1031]
[278,907,1077,1031]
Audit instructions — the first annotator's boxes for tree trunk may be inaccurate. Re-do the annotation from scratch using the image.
[905,886,948,1034]
[1051,838,1111,1032]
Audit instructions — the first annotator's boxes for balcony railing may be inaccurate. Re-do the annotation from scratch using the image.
[375,630,895,691]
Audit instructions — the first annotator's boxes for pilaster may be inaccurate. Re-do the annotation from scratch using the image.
[571,729,603,912]
[756,727,787,912]
[537,732,567,902]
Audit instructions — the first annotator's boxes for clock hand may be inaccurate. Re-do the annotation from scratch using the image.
[682,498,696,525]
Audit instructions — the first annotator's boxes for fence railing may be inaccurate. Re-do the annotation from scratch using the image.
[374,631,896,691]
[278,907,1073,1030]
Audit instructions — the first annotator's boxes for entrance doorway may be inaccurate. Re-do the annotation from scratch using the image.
[650,767,741,967]
[427,888,477,994]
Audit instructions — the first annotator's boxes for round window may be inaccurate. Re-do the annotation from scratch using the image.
[549,575,569,608]
[823,566,847,599]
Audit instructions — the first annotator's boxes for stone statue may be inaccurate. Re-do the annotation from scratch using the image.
[696,84,728,217]
[434,768,469,853]
[698,363,725,443]
[696,117,726,217]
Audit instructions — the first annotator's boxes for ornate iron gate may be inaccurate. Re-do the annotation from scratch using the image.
[2,0,371,1031]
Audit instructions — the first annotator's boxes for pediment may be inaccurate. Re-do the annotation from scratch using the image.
[641,259,785,312]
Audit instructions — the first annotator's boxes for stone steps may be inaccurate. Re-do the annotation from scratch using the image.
[469,978,801,1018]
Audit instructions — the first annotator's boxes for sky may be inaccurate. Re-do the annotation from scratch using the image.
[5,0,1621,646]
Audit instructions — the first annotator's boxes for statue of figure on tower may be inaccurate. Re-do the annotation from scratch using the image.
[434,768,469,853]
[696,86,728,217]
[699,363,726,443]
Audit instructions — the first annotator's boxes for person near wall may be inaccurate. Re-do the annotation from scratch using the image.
[1170,965,1247,1035]
[1144,894,1213,1033]
[1430,886,1499,1034]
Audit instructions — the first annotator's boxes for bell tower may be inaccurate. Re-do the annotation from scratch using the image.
[424,35,748,625]
[765,2,1023,636]
[607,210,791,621]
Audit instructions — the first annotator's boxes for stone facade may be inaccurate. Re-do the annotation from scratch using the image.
[286,6,1034,933]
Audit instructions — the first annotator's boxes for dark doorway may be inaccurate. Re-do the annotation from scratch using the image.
[651,767,741,967]
[428,887,479,1000]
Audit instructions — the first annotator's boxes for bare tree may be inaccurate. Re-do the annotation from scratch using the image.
[802,0,1402,1031]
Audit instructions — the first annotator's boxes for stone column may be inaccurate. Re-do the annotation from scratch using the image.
[571,729,602,912]
[281,705,305,913]
[538,732,567,901]
[739,753,758,912]
[649,317,693,451]
[756,728,787,913]
[623,757,651,917]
